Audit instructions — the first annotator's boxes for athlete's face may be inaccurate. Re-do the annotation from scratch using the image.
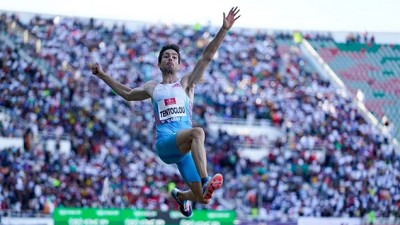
[159,49,180,74]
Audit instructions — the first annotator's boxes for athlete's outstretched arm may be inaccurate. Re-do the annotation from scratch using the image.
[91,62,151,101]
[182,6,241,89]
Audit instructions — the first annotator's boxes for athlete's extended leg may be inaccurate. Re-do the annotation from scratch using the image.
[175,127,223,202]
[156,131,209,204]
[176,127,207,178]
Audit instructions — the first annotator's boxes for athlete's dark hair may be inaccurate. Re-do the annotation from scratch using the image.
[158,44,181,64]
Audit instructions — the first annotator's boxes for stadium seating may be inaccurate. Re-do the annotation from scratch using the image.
[309,39,400,139]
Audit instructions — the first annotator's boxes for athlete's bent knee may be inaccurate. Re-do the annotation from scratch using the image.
[191,127,205,140]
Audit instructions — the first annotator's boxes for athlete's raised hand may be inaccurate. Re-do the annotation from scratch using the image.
[222,6,241,31]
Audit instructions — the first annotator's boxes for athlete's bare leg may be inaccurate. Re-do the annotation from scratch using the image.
[175,127,209,203]
[176,127,208,178]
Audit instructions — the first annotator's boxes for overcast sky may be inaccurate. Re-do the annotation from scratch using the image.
[0,0,399,33]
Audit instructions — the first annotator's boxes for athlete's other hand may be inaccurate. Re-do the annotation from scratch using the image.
[91,62,104,77]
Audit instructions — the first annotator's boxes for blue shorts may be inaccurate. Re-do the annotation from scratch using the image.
[156,133,201,183]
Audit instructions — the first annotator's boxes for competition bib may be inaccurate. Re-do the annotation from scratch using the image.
[157,97,187,121]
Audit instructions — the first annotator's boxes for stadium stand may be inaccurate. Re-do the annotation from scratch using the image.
[308,39,400,140]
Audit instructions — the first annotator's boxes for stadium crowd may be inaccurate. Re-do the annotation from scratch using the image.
[0,12,399,220]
